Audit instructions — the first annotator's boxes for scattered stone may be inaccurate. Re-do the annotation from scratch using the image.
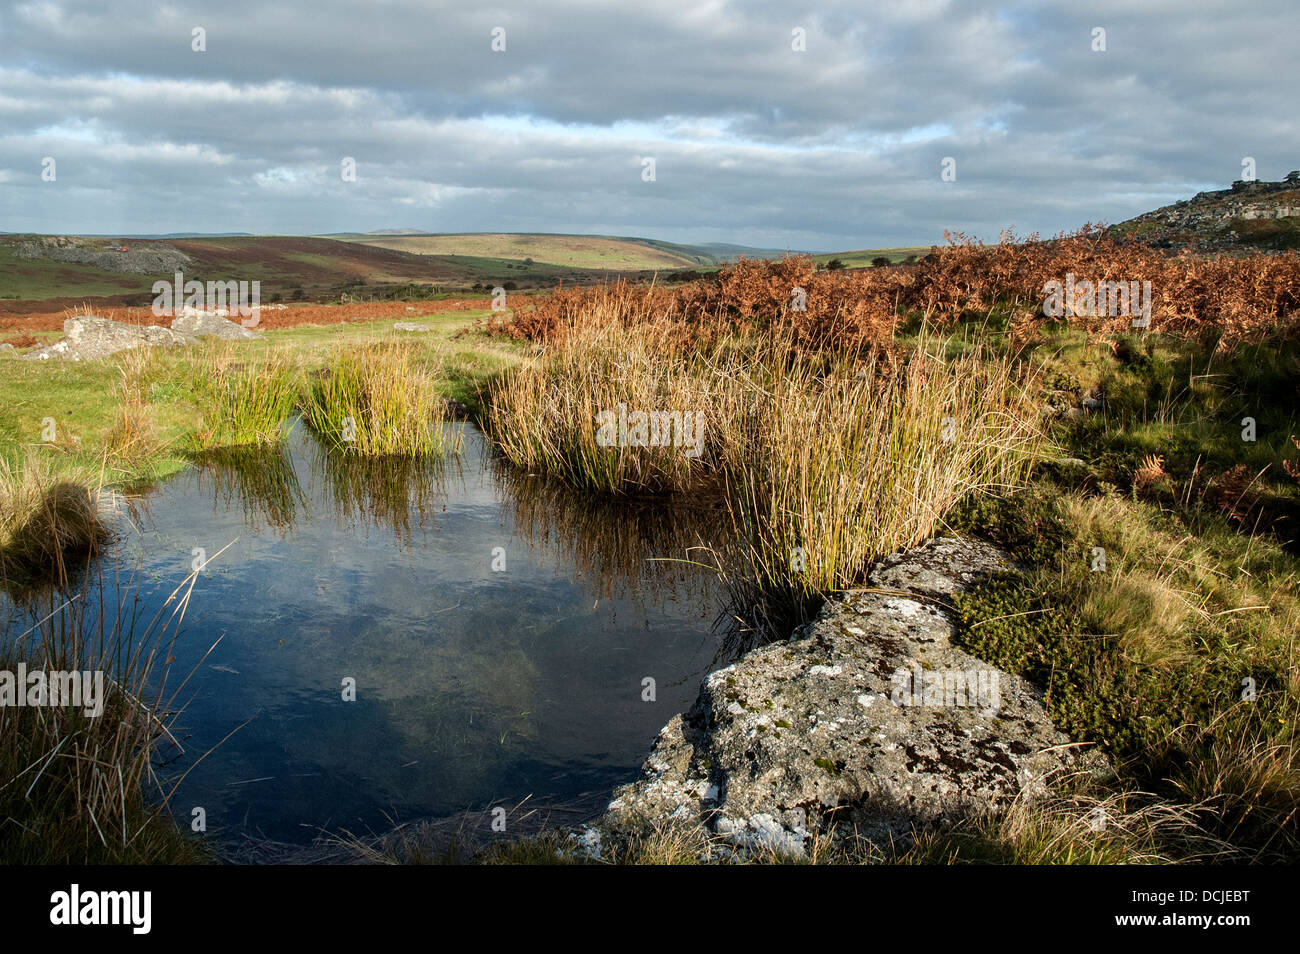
[171,310,262,340]
[599,536,1110,858]
[394,322,431,332]
[19,316,197,362]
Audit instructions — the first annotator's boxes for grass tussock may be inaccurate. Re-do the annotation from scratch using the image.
[299,341,462,457]
[486,322,715,494]
[723,336,1042,592]
[0,452,108,590]
[190,343,300,450]
[105,348,167,471]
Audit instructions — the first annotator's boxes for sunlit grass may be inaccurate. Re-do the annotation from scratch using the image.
[298,340,463,457]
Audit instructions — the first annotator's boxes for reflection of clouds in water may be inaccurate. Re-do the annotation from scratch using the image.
[66,421,727,842]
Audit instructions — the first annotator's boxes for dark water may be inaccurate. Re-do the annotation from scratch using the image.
[20,424,727,844]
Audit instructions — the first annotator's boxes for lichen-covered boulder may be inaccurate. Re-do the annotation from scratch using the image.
[20,316,197,361]
[600,536,1110,857]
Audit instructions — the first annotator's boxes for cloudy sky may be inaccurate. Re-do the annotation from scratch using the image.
[1,0,1296,250]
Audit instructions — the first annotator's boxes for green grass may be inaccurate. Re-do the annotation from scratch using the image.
[189,344,301,450]
[299,340,461,456]
[812,246,931,268]
[337,232,710,270]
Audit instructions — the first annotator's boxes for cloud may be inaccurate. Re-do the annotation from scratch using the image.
[0,0,1295,247]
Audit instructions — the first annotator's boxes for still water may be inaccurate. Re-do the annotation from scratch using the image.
[49,423,725,844]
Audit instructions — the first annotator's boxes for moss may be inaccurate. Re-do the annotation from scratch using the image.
[952,570,1285,791]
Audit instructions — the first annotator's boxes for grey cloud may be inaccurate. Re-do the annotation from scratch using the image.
[0,0,1295,248]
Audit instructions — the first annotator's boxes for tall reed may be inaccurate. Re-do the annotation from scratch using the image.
[720,337,1043,592]
[485,322,717,494]
[486,322,1044,596]
[299,341,461,457]
[190,343,300,450]
[1,561,212,863]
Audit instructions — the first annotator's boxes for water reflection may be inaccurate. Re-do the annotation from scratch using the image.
[193,444,308,536]
[493,463,726,607]
[13,423,730,844]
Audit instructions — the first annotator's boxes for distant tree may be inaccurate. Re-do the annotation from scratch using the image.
[1286,170,1300,183]
[871,256,892,268]
[825,258,846,270]
[290,286,305,301]
[523,257,534,266]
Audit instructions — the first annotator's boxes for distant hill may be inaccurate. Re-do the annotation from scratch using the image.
[332,232,806,269]
[683,242,808,261]
[0,232,719,311]
[0,230,911,317]
[1109,172,1300,251]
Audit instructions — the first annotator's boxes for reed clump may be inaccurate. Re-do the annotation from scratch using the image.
[721,337,1042,593]
[486,322,715,494]
[299,341,461,457]
[486,321,1044,595]
[0,452,108,590]
[190,343,301,450]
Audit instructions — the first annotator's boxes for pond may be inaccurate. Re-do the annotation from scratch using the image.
[15,423,730,846]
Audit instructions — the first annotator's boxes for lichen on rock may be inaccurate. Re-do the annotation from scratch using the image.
[598,536,1111,858]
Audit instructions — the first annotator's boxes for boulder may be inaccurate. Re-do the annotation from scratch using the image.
[393,322,431,332]
[172,310,263,340]
[599,536,1110,857]
[20,316,197,361]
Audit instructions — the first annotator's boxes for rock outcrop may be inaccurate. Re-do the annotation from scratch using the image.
[598,536,1109,857]
[20,316,197,361]
[14,237,192,275]
[1110,173,1300,250]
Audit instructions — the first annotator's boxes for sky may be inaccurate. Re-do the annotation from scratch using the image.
[1,0,1296,251]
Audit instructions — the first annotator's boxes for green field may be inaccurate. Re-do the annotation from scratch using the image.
[811,246,931,268]
[333,232,721,269]
[0,244,144,300]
